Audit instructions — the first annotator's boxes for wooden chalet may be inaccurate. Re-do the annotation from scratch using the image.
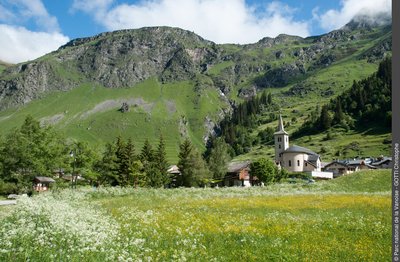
[323,159,376,177]
[224,161,257,187]
[33,176,55,192]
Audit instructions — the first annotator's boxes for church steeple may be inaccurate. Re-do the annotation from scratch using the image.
[274,114,289,163]
[276,114,287,133]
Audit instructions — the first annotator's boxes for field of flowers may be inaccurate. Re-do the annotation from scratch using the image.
[0,170,391,261]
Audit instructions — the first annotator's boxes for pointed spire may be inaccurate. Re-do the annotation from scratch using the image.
[274,113,288,135]
[277,114,285,132]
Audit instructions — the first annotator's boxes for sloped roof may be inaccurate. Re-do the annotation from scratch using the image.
[324,161,349,168]
[283,145,318,156]
[227,161,250,173]
[325,159,377,169]
[34,176,55,183]
[167,165,180,174]
[372,157,392,166]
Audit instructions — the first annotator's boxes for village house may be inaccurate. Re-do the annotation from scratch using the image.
[167,165,181,187]
[274,115,322,172]
[33,176,55,192]
[323,159,376,177]
[371,156,392,169]
[224,161,257,187]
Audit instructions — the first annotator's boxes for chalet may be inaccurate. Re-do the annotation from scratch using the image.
[167,165,181,176]
[224,161,257,187]
[324,159,376,177]
[167,165,181,188]
[33,176,55,192]
[372,157,392,169]
[274,115,321,173]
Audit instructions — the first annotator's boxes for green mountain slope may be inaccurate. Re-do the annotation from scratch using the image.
[0,17,392,161]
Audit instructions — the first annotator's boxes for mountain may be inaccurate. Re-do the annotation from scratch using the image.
[0,60,12,75]
[0,18,392,161]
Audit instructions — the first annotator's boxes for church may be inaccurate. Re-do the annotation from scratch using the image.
[274,115,321,172]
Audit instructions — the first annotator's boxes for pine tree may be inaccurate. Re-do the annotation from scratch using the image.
[177,138,193,187]
[155,135,170,187]
[140,138,154,165]
[115,137,143,186]
[95,142,118,186]
[189,149,211,187]
[207,137,231,181]
[319,105,332,130]
[333,98,344,124]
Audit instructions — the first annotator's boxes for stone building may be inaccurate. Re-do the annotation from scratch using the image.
[274,115,321,172]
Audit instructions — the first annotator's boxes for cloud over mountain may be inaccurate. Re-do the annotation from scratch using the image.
[72,0,311,44]
[315,0,391,32]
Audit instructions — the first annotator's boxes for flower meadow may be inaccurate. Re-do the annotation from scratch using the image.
[0,170,391,261]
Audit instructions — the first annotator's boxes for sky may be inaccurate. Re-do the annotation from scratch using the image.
[0,0,392,64]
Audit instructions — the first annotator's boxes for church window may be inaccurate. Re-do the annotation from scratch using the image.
[279,145,281,149]
[297,160,300,166]
[288,160,291,167]
[305,162,308,167]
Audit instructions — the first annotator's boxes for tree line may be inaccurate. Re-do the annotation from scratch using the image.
[0,116,235,194]
[218,90,277,155]
[293,57,391,137]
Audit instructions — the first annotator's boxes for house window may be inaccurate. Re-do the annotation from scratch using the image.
[289,160,291,167]
[297,160,300,166]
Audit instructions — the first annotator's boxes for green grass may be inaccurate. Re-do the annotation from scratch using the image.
[0,78,226,163]
[0,170,390,261]
[206,61,234,75]
[318,169,391,192]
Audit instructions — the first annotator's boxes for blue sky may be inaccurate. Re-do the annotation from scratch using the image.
[0,0,392,63]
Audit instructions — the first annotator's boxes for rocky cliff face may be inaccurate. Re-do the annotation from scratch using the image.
[0,18,392,110]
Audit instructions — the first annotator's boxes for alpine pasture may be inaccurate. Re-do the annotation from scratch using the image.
[0,169,390,261]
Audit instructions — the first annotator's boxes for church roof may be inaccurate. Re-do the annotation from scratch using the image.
[274,114,288,135]
[283,145,319,156]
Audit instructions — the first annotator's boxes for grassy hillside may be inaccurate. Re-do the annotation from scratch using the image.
[0,170,390,261]
[0,78,225,162]
[318,169,391,192]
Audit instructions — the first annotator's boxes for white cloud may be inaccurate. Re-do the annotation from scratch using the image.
[0,0,69,63]
[72,0,114,13]
[0,0,60,32]
[72,0,310,44]
[316,0,391,31]
[0,25,69,64]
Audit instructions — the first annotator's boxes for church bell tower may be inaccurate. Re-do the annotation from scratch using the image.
[274,114,289,163]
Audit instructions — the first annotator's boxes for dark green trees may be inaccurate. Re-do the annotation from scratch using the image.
[141,137,170,187]
[295,57,392,135]
[97,135,170,188]
[154,135,170,187]
[219,90,275,155]
[177,138,211,187]
[206,137,231,181]
[319,105,332,130]
[0,116,67,193]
